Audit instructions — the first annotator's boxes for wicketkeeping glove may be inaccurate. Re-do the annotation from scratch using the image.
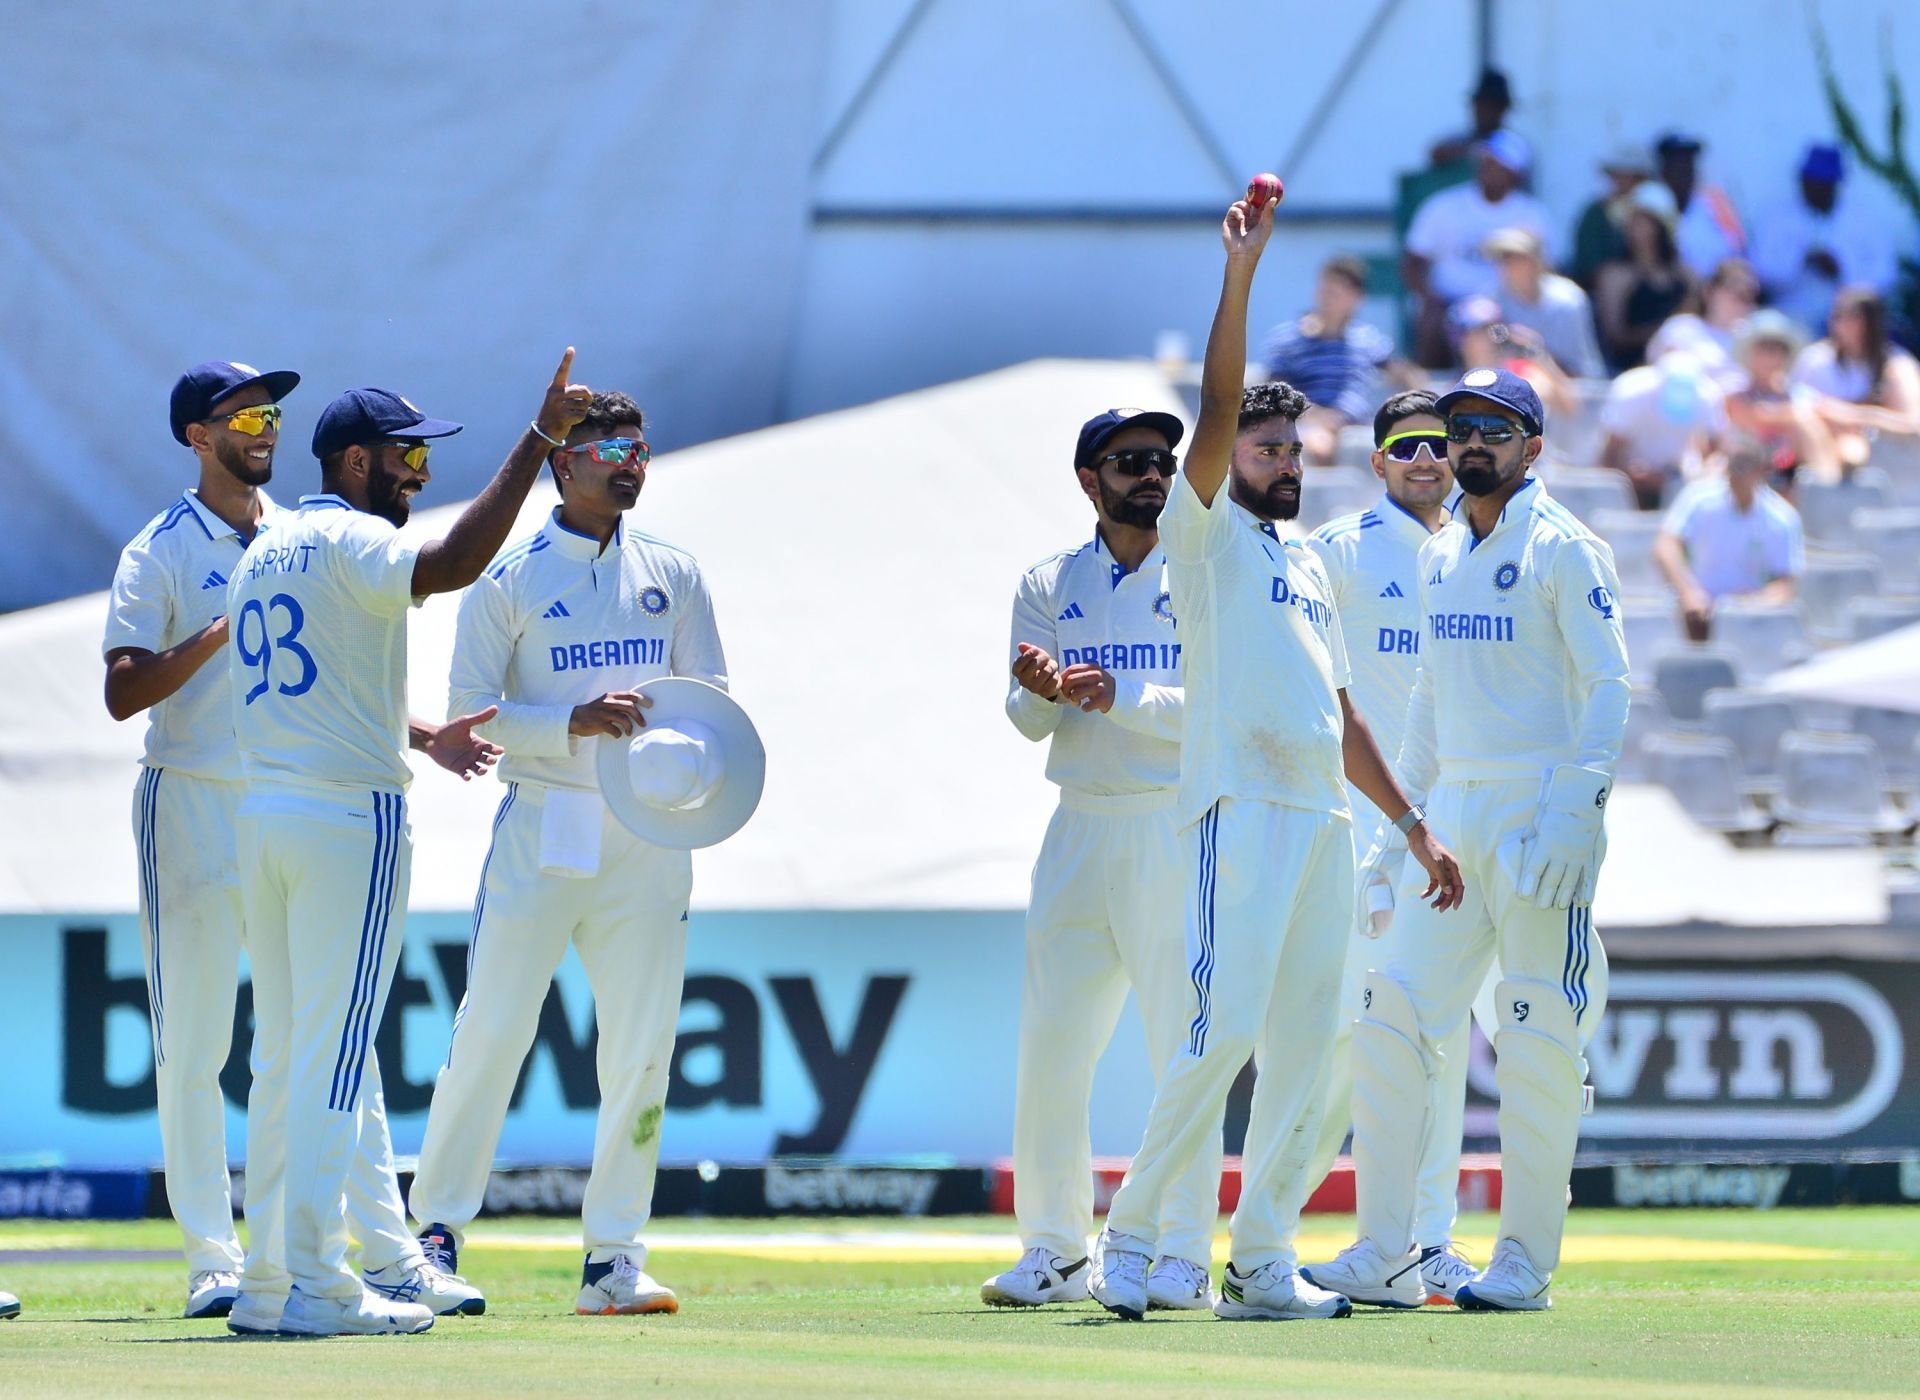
[1515,764,1612,909]
[1353,818,1408,939]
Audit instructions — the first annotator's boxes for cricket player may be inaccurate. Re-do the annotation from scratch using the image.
[1299,390,1491,1305]
[407,390,728,1318]
[1303,367,1626,1312]
[1088,197,1464,1322]
[227,350,592,1337]
[103,361,487,1323]
[982,406,1223,1313]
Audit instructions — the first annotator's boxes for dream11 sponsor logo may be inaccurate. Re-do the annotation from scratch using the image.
[1470,971,1905,1138]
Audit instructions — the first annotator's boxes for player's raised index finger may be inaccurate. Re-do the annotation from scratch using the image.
[552,346,576,388]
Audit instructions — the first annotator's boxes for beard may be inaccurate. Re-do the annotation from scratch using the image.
[1453,452,1507,497]
[1098,474,1165,528]
[1233,476,1301,521]
[214,435,271,487]
[367,465,412,527]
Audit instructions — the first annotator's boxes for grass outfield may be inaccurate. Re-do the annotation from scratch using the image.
[3,1209,1918,1396]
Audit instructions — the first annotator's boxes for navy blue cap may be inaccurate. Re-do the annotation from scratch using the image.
[1436,367,1545,436]
[1074,407,1185,470]
[311,387,464,460]
[1655,131,1704,158]
[170,361,300,446]
[1800,143,1844,183]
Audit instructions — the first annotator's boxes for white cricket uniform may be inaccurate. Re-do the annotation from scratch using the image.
[1103,472,1355,1273]
[1356,478,1628,1270]
[409,513,726,1262]
[229,493,427,1306]
[1304,495,1491,1248]
[1004,532,1221,1268]
[104,489,421,1283]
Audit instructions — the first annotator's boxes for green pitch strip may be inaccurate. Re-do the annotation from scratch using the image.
[1,1210,1916,1397]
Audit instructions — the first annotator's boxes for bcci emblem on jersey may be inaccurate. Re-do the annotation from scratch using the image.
[640,585,670,616]
[1153,590,1175,625]
[1493,561,1521,591]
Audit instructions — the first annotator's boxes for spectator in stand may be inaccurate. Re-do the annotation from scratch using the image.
[1261,253,1420,464]
[1654,132,1746,281]
[1569,140,1654,290]
[1722,310,1839,490]
[1654,441,1804,642]
[1486,227,1606,378]
[1403,130,1553,366]
[1750,143,1899,333]
[1791,285,1920,468]
[1427,69,1514,168]
[1600,349,1727,507]
[1647,258,1762,391]
[1594,181,1695,372]
[1452,294,1577,423]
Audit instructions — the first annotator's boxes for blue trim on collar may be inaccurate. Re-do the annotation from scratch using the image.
[298,494,351,511]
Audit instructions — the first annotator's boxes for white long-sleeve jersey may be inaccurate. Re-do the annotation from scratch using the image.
[1005,532,1182,799]
[1305,493,1439,782]
[1395,478,1631,802]
[450,511,727,794]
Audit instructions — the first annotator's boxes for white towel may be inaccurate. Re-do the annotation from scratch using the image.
[539,788,605,879]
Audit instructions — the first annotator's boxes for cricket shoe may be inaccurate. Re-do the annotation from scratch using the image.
[226,1291,284,1335]
[1455,1238,1553,1312]
[0,1290,19,1320]
[576,1253,678,1315]
[1146,1257,1214,1311]
[1417,1242,1477,1305]
[365,1258,486,1316]
[277,1285,435,1336]
[979,1247,1089,1307]
[417,1223,461,1276]
[1298,1237,1425,1308]
[1214,1262,1352,1320]
[1087,1231,1151,1321]
[185,1269,239,1319]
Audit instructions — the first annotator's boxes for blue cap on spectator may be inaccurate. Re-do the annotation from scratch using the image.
[311,388,464,461]
[170,361,300,446]
[1436,366,1545,437]
[1478,128,1531,177]
[1074,407,1185,471]
[1800,143,1844,183]
[1654,131,1704,158]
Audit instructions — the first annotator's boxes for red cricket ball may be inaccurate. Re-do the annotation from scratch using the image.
[1246,172,1284,210]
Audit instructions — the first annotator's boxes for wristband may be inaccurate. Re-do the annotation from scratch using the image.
[530,420,565,448]
[1392,803,1426,836]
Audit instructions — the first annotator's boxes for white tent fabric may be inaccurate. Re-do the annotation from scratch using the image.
[1765,623,1920,714]
[0,360,1884,924]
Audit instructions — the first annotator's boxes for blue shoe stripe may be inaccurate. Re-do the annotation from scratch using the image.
[448,784,515,1069]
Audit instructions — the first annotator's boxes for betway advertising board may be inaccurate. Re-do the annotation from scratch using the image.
[5,913,1918,1169]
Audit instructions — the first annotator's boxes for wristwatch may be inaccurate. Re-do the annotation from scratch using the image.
[1392,804,1426,836]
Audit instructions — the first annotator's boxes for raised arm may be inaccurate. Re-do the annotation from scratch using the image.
[1183,198,1275,507]
[411,348,594,597]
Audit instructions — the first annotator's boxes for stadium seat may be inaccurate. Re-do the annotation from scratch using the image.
[1621,599,1681,676]
[1549,468,1637,524]
[1711,602,1812,679]
[1773,731,1908,837]
[1797,475,1888,548]
[1702,688,1798,795]
[1845,596,1920,643]
[1655,647,1739,724]
[1643,733,1770,834]
[1618,686,1672,784]
[1591,509,1665,594]
[1850,507,1920,593]
[1798,556,1884,643]
[1851,707,1920,792]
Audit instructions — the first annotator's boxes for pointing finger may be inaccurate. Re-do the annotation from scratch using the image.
[552,346,576,389]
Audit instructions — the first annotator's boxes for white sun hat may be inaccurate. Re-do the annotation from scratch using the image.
[593,677,765,850]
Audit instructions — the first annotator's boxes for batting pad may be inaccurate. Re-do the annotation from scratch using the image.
[1493,977,1583,1272]
[1351,972,1433,1256]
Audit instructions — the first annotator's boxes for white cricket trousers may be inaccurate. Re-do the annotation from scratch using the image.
[409,783,692,1260]
[1014,792,1222,1267]
[237,790,417,1304]
[135,768,422,1282]
[1105,798,1353,1271]
[1356,775,1610,1271]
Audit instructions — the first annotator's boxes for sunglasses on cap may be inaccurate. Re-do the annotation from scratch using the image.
[1380,430,1448,463]
[377,440,432,472]
[565,436,651,467]
[207,404,282,437]
[1445,413,1526,445]
[1095,448,1178,478]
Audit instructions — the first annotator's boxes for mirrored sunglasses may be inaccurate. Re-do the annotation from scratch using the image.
[379,440,432,472]
[569,437,651,467]
[1381,430,1449,462]
[1097,448,1178,478]
[210,404,283,436]
[1445,413,1524,445]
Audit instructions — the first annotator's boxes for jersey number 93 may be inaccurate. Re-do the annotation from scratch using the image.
[237,594,317,704]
